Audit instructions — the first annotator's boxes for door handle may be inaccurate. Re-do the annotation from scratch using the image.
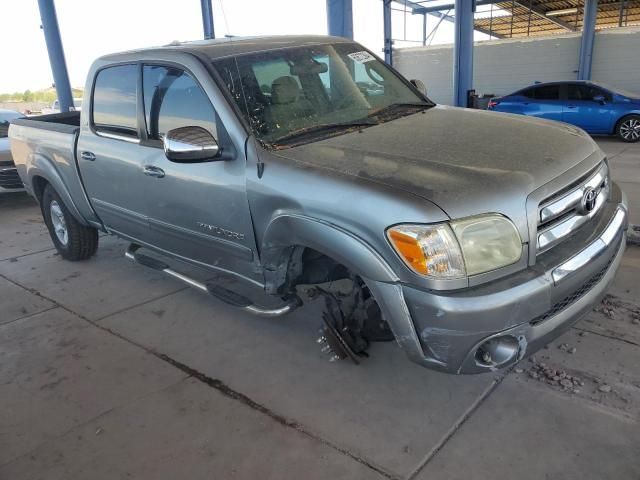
[567,105,577,109]
[80,151,96,161]
[143,165,165,178]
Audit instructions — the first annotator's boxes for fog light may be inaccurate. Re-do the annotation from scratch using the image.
[475,336,520,368]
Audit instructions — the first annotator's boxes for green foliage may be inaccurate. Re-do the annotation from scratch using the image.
[0,87,83,103]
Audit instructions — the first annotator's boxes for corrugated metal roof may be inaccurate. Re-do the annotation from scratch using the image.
[473,0,640,37]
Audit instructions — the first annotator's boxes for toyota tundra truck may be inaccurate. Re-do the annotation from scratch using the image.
[9,35,628,373]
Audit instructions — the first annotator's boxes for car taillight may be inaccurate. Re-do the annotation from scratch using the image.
[488,100,500,109]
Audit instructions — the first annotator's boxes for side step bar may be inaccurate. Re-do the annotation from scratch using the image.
[125,243,301,318]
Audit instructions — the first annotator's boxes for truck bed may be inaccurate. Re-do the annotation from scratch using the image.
[9,110,100,227]
[10,111,81,134]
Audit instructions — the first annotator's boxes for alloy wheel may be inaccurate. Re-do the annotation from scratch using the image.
[50,200,69,246]
[620,118,640,141]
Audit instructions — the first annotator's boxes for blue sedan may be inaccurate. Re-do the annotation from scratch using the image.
[488,81,640,142]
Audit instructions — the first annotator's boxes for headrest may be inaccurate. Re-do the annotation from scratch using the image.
[271,76,300,105]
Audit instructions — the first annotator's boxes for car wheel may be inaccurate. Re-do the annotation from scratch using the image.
[42,185,99,260]
[617,115,640,143]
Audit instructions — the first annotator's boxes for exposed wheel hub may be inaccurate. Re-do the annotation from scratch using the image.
[314,278,393,364]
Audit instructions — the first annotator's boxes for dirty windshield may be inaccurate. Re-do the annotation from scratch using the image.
[213,43,431,147]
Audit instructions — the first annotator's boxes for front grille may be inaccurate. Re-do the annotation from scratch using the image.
[0,167,23,189]
[529,254,614,326]
[536,163,609,255]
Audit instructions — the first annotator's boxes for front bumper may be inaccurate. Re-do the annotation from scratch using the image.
[367,185,628,374]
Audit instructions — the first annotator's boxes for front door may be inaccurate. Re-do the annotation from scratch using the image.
[563,84,613,133]
[77,64,149,242]
[137,64,259,279]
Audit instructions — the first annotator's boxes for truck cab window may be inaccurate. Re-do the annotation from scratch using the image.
[92,64,138,138]
[142,65,217,141]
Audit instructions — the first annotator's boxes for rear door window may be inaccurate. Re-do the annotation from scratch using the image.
[533,85,560,100]
[92,64,138,138]
[142,65,217,141]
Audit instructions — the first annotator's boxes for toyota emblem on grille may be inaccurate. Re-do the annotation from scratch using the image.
[580,187,599,214]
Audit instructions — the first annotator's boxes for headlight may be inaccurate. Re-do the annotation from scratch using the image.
[387,215,522,278]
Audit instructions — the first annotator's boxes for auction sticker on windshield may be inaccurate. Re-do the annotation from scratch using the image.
[348,51,375,64]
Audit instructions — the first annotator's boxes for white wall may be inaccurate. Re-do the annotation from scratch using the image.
[394,26,640,105]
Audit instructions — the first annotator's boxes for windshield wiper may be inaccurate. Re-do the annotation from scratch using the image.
[272,119,378,145]
[367,102,432,119]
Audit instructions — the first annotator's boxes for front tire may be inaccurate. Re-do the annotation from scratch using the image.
[42,185,98,260]
[616,115,640,143]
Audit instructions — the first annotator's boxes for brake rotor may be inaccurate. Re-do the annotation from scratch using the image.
[321,313,362,364]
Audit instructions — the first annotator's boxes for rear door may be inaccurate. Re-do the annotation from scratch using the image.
[523,84,563,121]
[136,62,259,277]
[563,83,613,133]
[77,64,149,241]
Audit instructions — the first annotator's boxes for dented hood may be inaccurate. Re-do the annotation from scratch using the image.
[274,105,602,237]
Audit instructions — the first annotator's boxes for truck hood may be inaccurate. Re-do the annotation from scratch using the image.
[274,105,601,237]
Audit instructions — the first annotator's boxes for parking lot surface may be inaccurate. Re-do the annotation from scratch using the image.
[1,139,639,479]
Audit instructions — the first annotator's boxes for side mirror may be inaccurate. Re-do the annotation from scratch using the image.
[410,79,427,96]
[163,126,221,163]
[593,94,606,104]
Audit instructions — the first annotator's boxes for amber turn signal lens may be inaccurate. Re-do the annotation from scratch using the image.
[387,229,428,274]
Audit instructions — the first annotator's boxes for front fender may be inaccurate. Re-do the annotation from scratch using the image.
[261,214,399,285]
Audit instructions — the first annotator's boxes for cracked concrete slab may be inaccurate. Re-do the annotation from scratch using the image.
[0,307,186,465]
[0,236,186,321]
[513,326,640,419]
[0,276,53,325]
[416,375,640,479]
[0,193,51,261]
[98,287,497,478]
[0,377,387,480]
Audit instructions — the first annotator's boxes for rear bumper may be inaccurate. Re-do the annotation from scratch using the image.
[367,187,628,374]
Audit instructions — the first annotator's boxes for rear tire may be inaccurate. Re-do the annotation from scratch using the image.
[616,115,640,143]
[42,185,98,260]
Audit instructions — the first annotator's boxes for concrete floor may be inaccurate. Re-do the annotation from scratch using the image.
[1,139,639,480]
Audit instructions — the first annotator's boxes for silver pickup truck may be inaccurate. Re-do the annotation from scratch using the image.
[9,35,628,374]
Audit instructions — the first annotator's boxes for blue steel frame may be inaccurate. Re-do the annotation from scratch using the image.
[326,0,354,38]
[578,0,599,80]
[453,0,475,107]
[383,0,393,64]
[201,0,215,40]
[37,0,74,113]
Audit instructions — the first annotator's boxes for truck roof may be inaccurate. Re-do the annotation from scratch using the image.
[98,35,353,62]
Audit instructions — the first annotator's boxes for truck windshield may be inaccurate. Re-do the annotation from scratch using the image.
[213,43,432,147]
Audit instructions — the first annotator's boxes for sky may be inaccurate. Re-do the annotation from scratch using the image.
[0,0,493,93]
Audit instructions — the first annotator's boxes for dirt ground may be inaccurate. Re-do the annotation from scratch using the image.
[0,138,639,479]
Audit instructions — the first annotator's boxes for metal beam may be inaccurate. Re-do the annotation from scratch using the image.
[422,13,428,45]
[419,0,577,32]
[417,0,495,14]
[511,0,576,31]
[37,0,73,113]
[430,10,505,38]
[201,0,215,39]
[578,0,599,79]
[453,0,475,107]
[383,0,393,64]
[326,0,354,38]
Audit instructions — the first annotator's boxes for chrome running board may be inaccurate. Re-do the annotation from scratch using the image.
[125,243,301,318]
